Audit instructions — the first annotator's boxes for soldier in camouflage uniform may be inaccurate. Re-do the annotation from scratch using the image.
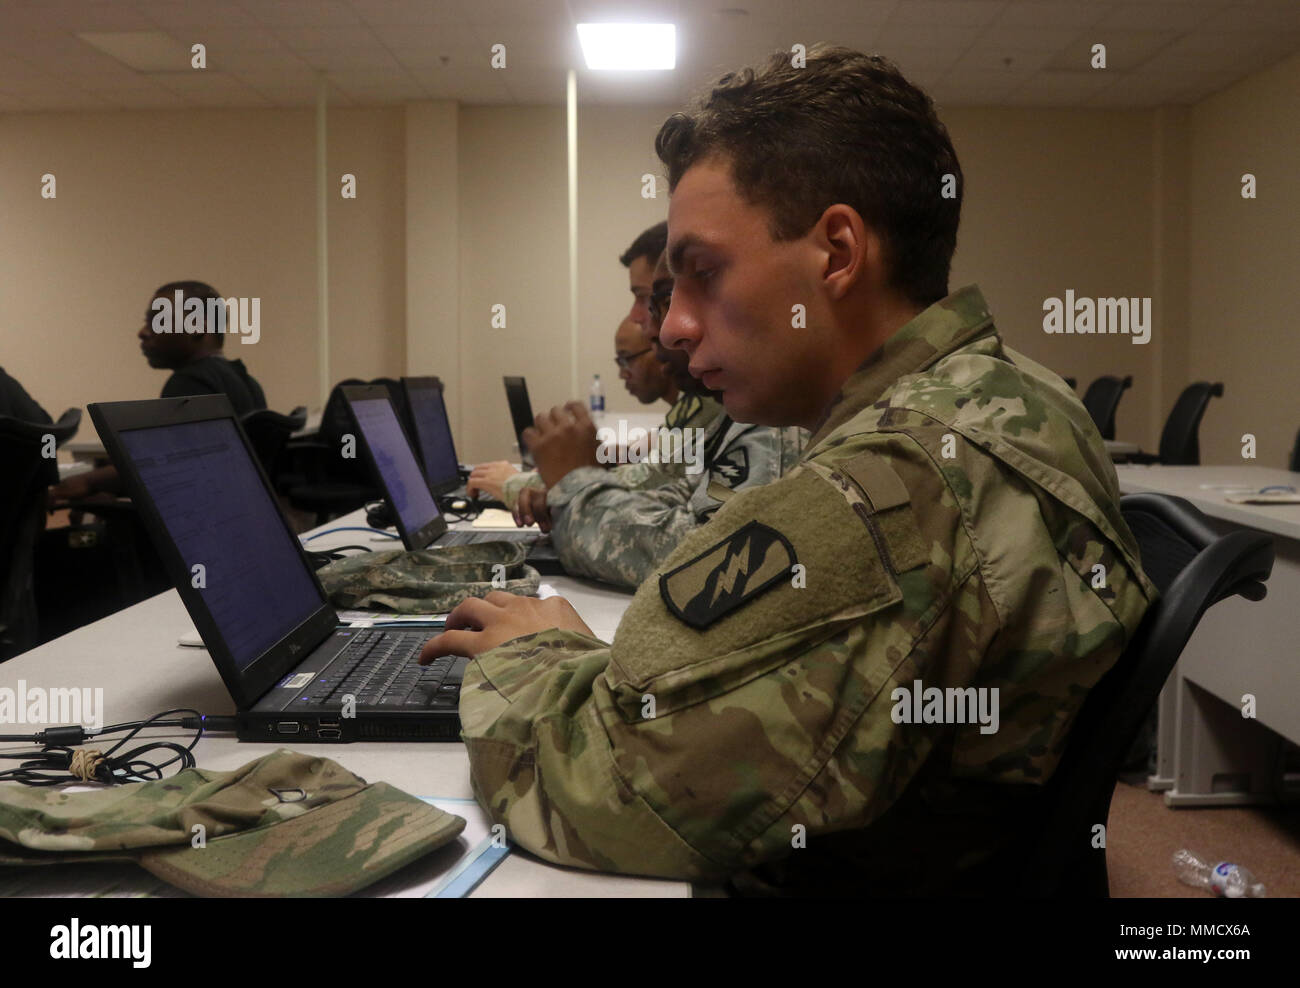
[497,364,723,512]
[514,254,805,589]
[473,222,679,509]
[420,46,1155,894]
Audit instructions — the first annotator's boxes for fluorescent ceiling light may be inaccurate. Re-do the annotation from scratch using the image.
[577,24,675,70]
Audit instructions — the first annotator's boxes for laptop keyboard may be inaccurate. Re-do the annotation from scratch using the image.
[294,629,460,710]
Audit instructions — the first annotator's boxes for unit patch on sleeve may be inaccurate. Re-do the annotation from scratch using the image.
[710,446,750,485]
[658,521,795,629]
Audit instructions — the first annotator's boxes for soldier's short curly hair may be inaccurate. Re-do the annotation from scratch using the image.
[619,222,668,269]
[153,280,227,345]
[655,45,962,308]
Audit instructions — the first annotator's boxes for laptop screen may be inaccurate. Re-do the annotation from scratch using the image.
[118,418,324,671]
[405,381,459,492]
[348,396,442,542]
[503,376,534,457]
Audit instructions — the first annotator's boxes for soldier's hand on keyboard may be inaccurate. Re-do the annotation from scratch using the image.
[467,460,518,501]
[418,591,594,661]
[513,485,552,532]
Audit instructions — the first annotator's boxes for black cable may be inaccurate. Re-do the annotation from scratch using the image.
[0,707,207,787]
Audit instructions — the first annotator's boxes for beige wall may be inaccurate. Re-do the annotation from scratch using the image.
[1187,50,1300,467]
[454,106,569,463]
[944,105,1165,448]
[0,108,319,419]
[326,107,406,392]
[4,55,1297,469]
[575,106,673,420]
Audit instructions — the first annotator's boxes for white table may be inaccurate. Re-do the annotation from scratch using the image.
[1116,464,1300,806]
[1,508,687,897]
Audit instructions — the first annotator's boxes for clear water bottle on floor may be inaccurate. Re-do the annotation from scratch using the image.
[1172,848,1266,897]
[589,373,605,426]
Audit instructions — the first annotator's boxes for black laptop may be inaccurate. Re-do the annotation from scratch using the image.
[503,375,535,468]
[341,385,562,571]
[400,375,504,509]
[89,394,466,742]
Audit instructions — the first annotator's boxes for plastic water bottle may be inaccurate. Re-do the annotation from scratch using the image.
[1172,849,1266,898]
[589,373,605,425]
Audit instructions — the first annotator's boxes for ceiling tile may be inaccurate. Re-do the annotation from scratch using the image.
[888,1,1007,29]
[238,0,364,28]
[993,2,1112,31]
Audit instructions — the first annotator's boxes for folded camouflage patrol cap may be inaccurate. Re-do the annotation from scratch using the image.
[0,749,465,897]
[317,542,540,614]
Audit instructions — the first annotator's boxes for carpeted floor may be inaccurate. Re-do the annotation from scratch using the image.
[1107,780,1300,897]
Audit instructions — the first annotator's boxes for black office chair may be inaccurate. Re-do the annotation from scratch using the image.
[241,405,306,479]
[282,380,378,525]
[1128,381,1224,466]
[1013,493,1273,896]
[0,408,80,660]
[1081,375,1132,441]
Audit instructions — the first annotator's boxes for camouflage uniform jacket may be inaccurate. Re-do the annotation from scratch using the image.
[546,412,806,590]
[457,285,1156,889]
[499,394,724,510]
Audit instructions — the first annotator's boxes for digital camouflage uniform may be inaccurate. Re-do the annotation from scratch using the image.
[499,393,725,510]
[546,412,806,590]
[456,285,1156,892]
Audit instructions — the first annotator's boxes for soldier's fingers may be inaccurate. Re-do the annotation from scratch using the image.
[565,400,589,423]
[521,425,540,450]
[419,629,483,663]
[443,596,498,631]
[483,590,522,606]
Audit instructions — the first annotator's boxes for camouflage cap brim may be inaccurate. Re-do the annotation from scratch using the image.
[0,750,466,897]
[137,781,465,897]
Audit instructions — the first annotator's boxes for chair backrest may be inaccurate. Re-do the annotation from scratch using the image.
[1081,375,1132,441]
[311,379,370,484]
[1015,492,1273,895]
[240,405,306,477]
[0,408,81,660]
[1157,381,1223,465]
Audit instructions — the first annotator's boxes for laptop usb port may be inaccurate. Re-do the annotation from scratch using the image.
[318,729,341,741]
[277,721,300,734]
[318,720,340,729]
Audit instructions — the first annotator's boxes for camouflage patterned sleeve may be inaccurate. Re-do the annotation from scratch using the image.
[546,423,797,590]
[461,438,957,880]
[501,470,544,511]
[459,425,1149,882]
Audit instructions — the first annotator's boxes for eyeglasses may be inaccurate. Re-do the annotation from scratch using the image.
[614,346,653,370]
[648,287,673,324]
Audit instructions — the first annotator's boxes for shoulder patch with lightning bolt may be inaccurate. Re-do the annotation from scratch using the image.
[658,521,795,629]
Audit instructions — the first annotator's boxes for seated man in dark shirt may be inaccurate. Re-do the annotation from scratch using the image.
[0,367,52,425]
[50,281,266,500]
[145,280,266,414]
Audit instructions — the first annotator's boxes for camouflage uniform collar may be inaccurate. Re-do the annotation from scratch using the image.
[808,285,996,449]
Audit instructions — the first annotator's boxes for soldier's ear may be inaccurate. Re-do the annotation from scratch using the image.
[817,204,871,302]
